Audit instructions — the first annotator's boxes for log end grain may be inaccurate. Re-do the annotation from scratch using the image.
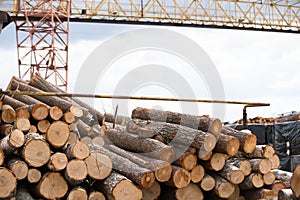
[1,104,16,123]
[190,165,205,183]
[10,129,25,148]
[197,149,212,161]
[23,139,51,167]
[269,154,280,169]
[259,159,272,174]
[210,153,226,171]
[226,137,240,156]
[37,120,50,133]
[85,152,112,180]
[173,168,191,189]
[243,134,257,154]
[64,111,75,124]
[49,106,63,121]
[209,118,222,135]
[67,187,88,200]
[203,134,217,152]
[217,181,235,198]
[154,162,172,183]
[46,121,70,148]
[200,174,215,191]
[65,159,88,184]
[139,181,161,200]
[88,191,105,200]
[176,183,204,200]
[27,168,41,184]
[0,167,17,199]
[70,105,83,118]
[113,179,143,200]
[39,172,68,199]
[239,159,252,176]
[180,153,197,171]
[31,104,48,121]
[16,117,30,132]
[160,147,175,163]
[10,160,28,180]
[141,171,156,189]
[230,169,245,185]
[263,171,275,185]
[48,152,68,171]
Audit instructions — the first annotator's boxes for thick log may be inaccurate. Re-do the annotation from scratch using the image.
[221,126,257,153]
[269,154,280,169]
[197,148,213,161]
[37,119,50,133]
[7,156,28,180]
[0,148,4,166]
[105,128,175,163]
[249,158,272,174]
[212,173,235,198]
[27,168,41,184]
[92,171,142,200]
[32,172,68,199]
[214,133,240,156]
[1,104,16,123]
[31,103,49,120]
[0,167,17,199]
[0,123,13,136]
[218,163,245,184]
[65,159,88,185]
[1,95,26,109]
[65,141,90,160]
[199,173,215,191]
[0,128,25,154]
[91,146,155,188]
[159,183,204,200]
[173,152,197,171]
[127,119,217,152]
[131,107,222,134]
[243,189,277,200]
[166,165,191,189]
[22,133,51,167]
[201,152,227,171]
[278,189,297,200]
[291,164,300,198]
[47,152,68,171]
[46,121,70,148]
[15,117,30,132]
[239,173,264,190]
[49,106,63,120]
[138,181,161,200]
[228,158,252,176]
[271,169,292,187]
[190,165,205,183]
[84,151,112,180]
[88,191,106,200]
[263,171,275,185]
[68,187,88,200]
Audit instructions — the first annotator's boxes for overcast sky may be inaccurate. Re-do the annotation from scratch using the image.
[1,22,300,123]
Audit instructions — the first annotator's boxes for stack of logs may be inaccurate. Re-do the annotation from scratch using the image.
[234,116,275,124]
[0,73,299,200]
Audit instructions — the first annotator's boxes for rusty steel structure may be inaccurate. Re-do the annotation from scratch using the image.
[0,0,300,90]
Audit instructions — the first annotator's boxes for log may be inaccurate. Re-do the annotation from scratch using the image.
[81,136,92,146]
[266,180,287,195]
[126,119,217,151]
[7,156,29,180]
[166,165,191,189]
[91,146,155,188]
[0,128,25,154]
[92,136,105,147]
[16,107,30,119]
[47,152,68,171]
[88,191,106,200]
[49,106,63,120]
[236,145,275,159]
[37,119,50,133]
[65,141,90,160]
[32,172,68,199]
[68,131,79,145]
[278,189,297,200]
[64,159,88,185]
[15,117,30,132]
[201,152,227,171]
[228,158,252,176]
[269,154,280,169]
[0,123,13,136]
[67,187,88,200]
[218,163,245,184]
[243,189,277,200]
[138,181,161,200]
[276,113,300,123]
[214,133,240,156]
[199,173,215,191]
[27,168,41,183]
[190,165,205,183]
[31,103,49,121]
[92,171,142,200]
[0,148,4,166]
[22,133,51,167]
[131,107,222,134]
[173,152,197,171]
[291,164,300,198]
[263,171,275,185]
[0,167,17,199]
[1,95,27,110]
[227,184,240,200]
[197,148,213,161]
[239,173,264,190]
[1,104,16,123]
[84,151,112,180]
[46,121,70,148]
[271,169,292,187]
[64,111,75,124]
[160,183,204,200]
[249,158,272,174]
[212,173,235,198]
[221,126,257,153]
[8,90,45,106]
[28,125,37,133]
[105,128,175,163]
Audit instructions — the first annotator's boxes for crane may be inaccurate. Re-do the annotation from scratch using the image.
[0,0,300,91]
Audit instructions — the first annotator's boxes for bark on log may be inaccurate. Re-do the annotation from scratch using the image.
[49,106,63,121]
[131,107,222,134]
[243,189,277,200]
[271,169,292,187]
[46,121,70,148]
[67,187,88,200]
[1,95,26,109]
[211,173,235,198]
[0,167,17,199]
[218,163,245,184]
[88,191,106,200]
[65,141,90,160]
[266,180,287,195]
[199,173,215,191]
[228,158,252,176]
[166,165,191,189]
[221,126,257,153]
[197,148,213,161]
[1,104,16,123]
[201,153,227,171]
[214,133,240,156]
[249,158,272,174]
[27,168,41,184]
[7,156,28,180]
[105,128,175,163]
[269,154,280,169]
[190,165,205,183]
[239,173,264,190]
[291,164,300,198]
[47,152,68,171]
[64,159,88,185]
[0,123,13,136]
[173,152,197,171]
[91,146,155,188]
[138,181,161,200]
[126,119,217,152]
[84,151,112,180]
[263,171,275,185]
[159,183,204,200]
[236,145,275,159]
[15,117,30,132]
[92,171,142,200]
[278,189,297,200]
[0,128,25,154]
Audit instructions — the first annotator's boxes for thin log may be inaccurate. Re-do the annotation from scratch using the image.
[197,148,213,161]
[84,151,112,180]
[88,191,106,200]
[278,189,297,200]
[67,187,88,200]
[31,103,49,121]
[15,117,30,132]
[236,145,275,159]
[49,106,63,121]
[46,121,70,148]
[28,125,37,133]
[47,152,68,171]
[218,163,245,184]
[190,165,205,183]
[291,164,300,198]
[64,111,75,124]
[7,156,29,180]
[239,173,264,190]
[65,141,90,160]
[0,167,17,199]
[37,119,50,133]
[27,168,41,184]
[201,152,227,171]
[263,171,275,185]
[214,133,240,156]
[64,159,88,185]
[228,158,252,176]
[166,165,190,189]
[243,189,277,200]
[1,104,16,123]
[16,107,30,119]
[0,128,25,154]
[199,173,215,191]
[68,131,79,145]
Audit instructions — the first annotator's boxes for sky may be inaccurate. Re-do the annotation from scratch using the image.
[0,22,300,123]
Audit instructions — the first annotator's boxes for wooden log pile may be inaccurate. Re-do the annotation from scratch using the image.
[233,116,275,124]
[0,73,298,199]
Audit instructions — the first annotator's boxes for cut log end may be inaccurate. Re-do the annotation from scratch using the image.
[39,172,68,199]
[84,152,112,180]
[176,183,204,200]
[160,147,175,163]
[112,179,142,200]
[243,134,257,153]
[263,171,275,185]
[269,154,280,169]
[16,117,30,132]
[190,165,205,183]
[154,162,172,183]
[209,118,222,135]
[204,134,217,152]
[291,165,300,198]
[48,152,68,171]
[172,168,191,189]
[37,120,50,133]
[70,105,83,118]
[68,187,88,200]
[49,106,63,121]
[210,153,226,171]
[65,159,88,185]
[0,167,17,199]
[141,171,156,189]
[23,139,51,168]
[88,191,105,200]
[217,181,235,198]
[200,174,215,191]
[27,168,41,184]
[9,129,25,148]
[46,121,70,148]
[31,104,49,121]
[226,137,240,156]
[259,159,272,174]
[10,160,28,180]
[239,160,252,176]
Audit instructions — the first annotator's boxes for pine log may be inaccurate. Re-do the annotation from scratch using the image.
[131,107,222,134]
[46,121,70,148]
[197,148,213,161]
[271,169,292,187]
[127,119,217,151]
[1,104,16,123]
[190,165,205,183]
[278,189,297,200]
[228,158,252,176]
[138,181,161,200]
[291,164,300,198]
[160,183,204,200]
[88,191,106,200]
[37,119,50,133]
[166,165,191,188]
[173,152,197,171]
[221,126,257,153]
[249,158,272,174]
[0,123,13,136]
[7,156,28,180]
[239,173,264,190]
[15,184,34,200]
[212,173,235,198]
[31,103,49,120]
[0,128,25,154]
[64,111,75,124]
[218,163,245,184]
[243,189,277,200]
[269,154,280,169]
[214,133,240,156]
[47,152,68,171]
[0,167,17,199]
[1,95,26,109]
[0,148,4,166]
[92,171,142,200]
[266,180,287,195]
[84,151,112,180]
[91,146,155,188]
[263,171,275,185]
[65,141,90,160]
[64,159,88,185]
[32,172,68,199]
[15,117,30,132]
[199,173,215,191]
[22,133,51,167]
[67,187,88,200]
[27,168,41,183]
[105,128,175,163]
[16,107,31,119]
[49,106,63,120]
[201,152,227,171]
